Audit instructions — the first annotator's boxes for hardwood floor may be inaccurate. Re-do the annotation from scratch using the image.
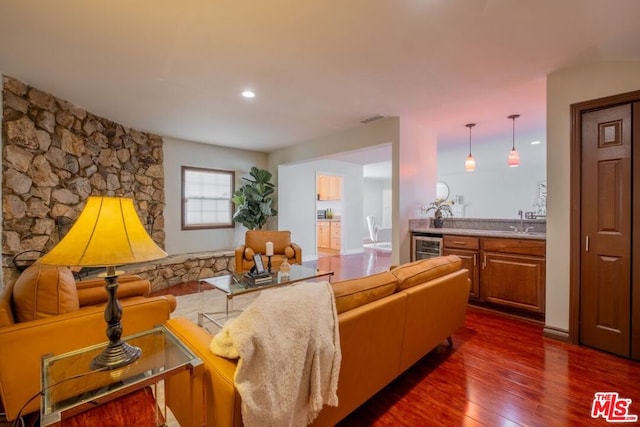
[303,247,393,281]
[153,249,640,426]
[312,250,640,426]
[338,305,640,426]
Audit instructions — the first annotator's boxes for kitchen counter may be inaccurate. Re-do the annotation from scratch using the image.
[409,218,547,321]
[410,227,546,240]
[318,218,341,222]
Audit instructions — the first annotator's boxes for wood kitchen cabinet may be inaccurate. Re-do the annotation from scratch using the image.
[317,175,342,200]
[443,235,480,300]
[318,220,341,251]
[330,221,341,250]
[317,221,330,249]
[480,238,546,317]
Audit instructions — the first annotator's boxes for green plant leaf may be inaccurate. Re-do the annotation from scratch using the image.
[232,167,278,229]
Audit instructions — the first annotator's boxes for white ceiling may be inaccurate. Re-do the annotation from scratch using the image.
[1,1,640,155]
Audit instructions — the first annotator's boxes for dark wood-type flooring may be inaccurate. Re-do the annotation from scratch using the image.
[322,249,640,426]
[158,248,640,426]
[13,248,636,426]
[338,305,640,426]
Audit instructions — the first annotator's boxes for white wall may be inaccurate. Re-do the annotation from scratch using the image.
[546,61,640,334]
[397,120,438,263]
[270,117,438,265]
[277,162,316,260]
[363,178,389,239]
[163,137,266,254]
[278,159,364,261]
[268,117,400,169]
[269,117,401,261]
[437,130,546,218]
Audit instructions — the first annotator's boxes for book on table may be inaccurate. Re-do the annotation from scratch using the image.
[244,272,274,286]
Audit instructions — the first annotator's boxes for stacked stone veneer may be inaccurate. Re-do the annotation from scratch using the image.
[2,75,167,287]
[82,250,236,292]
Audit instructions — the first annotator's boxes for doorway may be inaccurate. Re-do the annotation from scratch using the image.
[570,90,640,360]
[316,174,343,257]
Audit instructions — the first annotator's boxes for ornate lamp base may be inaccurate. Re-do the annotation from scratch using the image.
[90,269,142,370]
[91,340,142,370]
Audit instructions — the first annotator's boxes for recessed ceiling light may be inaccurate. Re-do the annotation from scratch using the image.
[242,90,255,98]
[531,140,541,145]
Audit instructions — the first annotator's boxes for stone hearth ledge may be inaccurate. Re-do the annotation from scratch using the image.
[77,250,235,293]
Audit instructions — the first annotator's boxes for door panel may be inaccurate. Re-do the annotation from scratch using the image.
[443,248,479,300]
[634,102,640,360]
[580,104,632,357]
[482,252,545,314]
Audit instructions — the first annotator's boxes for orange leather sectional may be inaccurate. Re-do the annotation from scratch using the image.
[165,255,470,426]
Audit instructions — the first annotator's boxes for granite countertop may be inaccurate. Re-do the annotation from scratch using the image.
[410,227,546,240]
[318,218,341,222]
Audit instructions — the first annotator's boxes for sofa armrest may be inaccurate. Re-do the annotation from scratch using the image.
[165,317,242,427]
[290,242,302,264]
[0,295,175,421]
[76,276,152,307]
[234,245,247,273]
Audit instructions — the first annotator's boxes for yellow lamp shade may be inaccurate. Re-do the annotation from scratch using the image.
[40,196,167,267]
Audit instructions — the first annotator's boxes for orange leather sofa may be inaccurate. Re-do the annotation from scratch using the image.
[164,255,470,427]
[0,263,177,422]
[234,230,302,272]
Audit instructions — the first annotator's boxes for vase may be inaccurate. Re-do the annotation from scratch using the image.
[280,257,291,278]
[433,217,444,228]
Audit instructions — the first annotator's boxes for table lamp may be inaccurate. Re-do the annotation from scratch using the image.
[39,196,167,370]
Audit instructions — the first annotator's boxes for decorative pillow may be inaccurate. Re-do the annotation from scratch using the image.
[391,255,462,291]
[12,263,80,322]
[0,283,16,326]
[244,247,255,261]
[284,246,295,259]
[332,271,398,314]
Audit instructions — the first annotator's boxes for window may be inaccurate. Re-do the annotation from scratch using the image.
[182,166,235,230]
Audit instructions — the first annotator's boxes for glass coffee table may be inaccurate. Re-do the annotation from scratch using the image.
[198,264,334,328]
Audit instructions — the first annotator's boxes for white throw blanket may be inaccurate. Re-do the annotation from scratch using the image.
[210,281,341,426]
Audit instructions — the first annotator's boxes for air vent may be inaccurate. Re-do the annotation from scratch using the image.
[360,115,385,125]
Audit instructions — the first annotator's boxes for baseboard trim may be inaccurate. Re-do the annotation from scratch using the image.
[344,248,365,255]
[543,325,570,342]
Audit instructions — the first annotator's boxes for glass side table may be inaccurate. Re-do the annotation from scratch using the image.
[40,325,203,426]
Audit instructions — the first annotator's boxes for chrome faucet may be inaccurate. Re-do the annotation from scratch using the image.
[508,210,534,234]
[518,210,523,231]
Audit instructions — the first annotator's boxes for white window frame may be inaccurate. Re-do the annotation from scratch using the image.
[181,166,235,230]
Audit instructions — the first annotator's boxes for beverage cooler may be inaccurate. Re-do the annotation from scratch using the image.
[411,234,443,261]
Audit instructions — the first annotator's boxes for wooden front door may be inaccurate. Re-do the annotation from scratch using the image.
[579,104,632,357]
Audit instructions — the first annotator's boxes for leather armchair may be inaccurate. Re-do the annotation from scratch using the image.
[234,230,302,272]
[0,263,177,422]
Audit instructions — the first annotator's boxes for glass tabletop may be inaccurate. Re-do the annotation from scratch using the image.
[40,325,202,425]
[201,264,333,297]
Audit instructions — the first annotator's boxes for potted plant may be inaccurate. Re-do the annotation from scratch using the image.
[424,199,453,228]
[232,167,278,230]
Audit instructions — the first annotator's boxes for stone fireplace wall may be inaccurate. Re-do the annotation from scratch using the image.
[2,75,165,287]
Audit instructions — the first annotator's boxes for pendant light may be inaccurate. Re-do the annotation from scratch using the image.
[507,114,520,167]
[464,123,476,171]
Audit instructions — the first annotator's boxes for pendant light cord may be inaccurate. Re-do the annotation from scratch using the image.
[466,123,475,155]
[508,114,520,150]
